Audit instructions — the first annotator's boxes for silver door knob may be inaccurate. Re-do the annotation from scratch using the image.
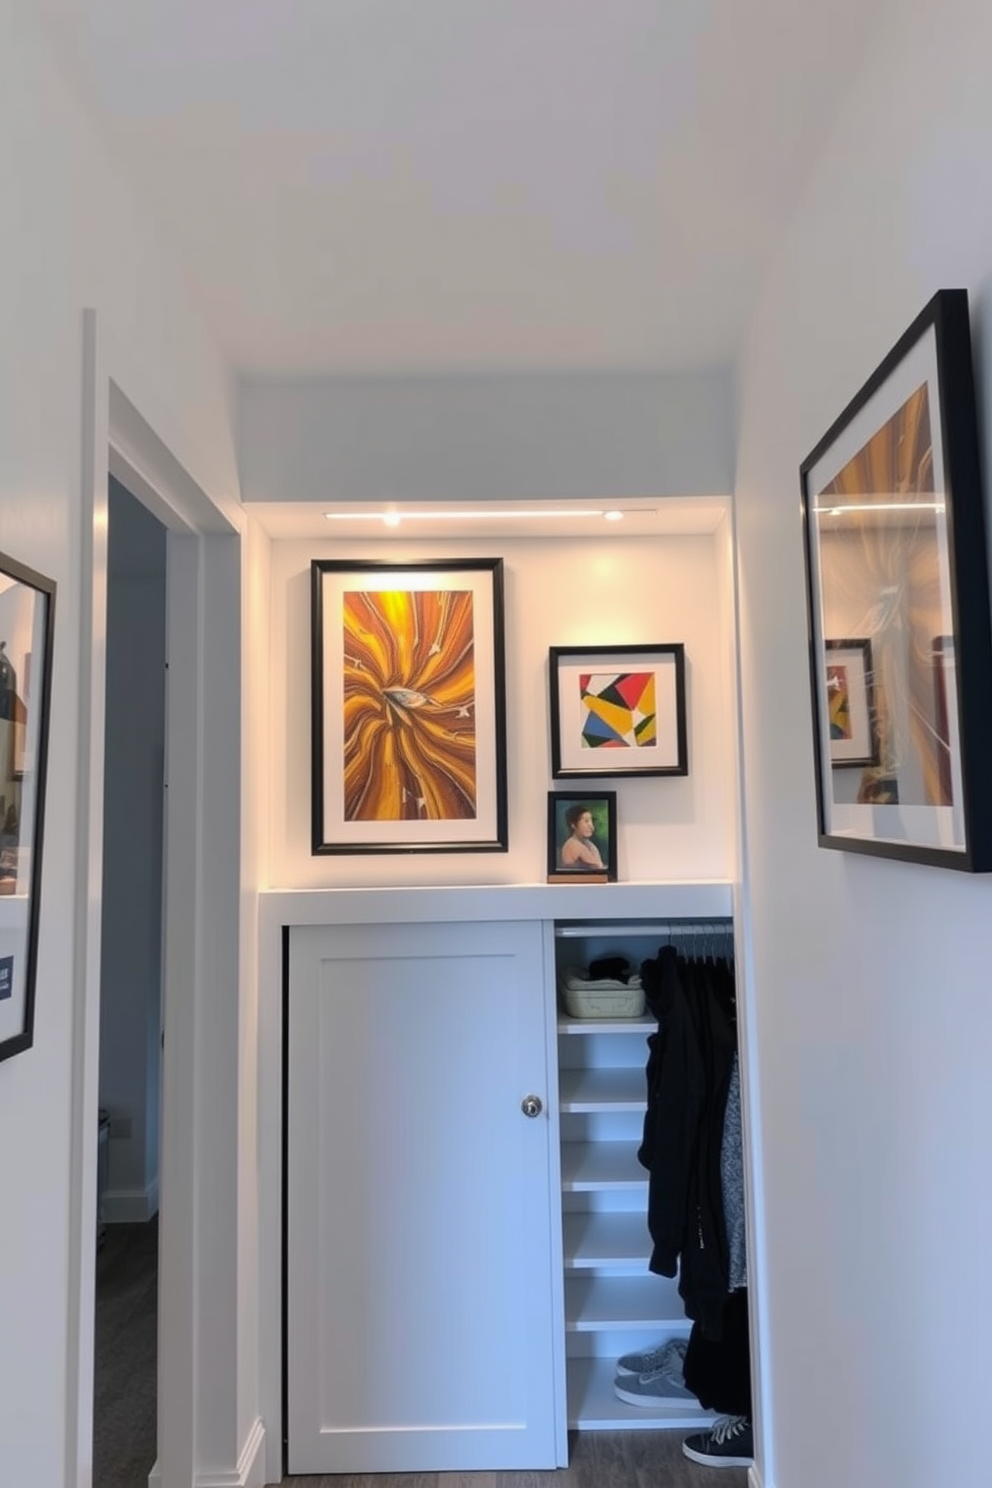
[521,1095,543,1118]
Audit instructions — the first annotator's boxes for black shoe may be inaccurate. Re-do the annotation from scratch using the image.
[682,1414,753,1468]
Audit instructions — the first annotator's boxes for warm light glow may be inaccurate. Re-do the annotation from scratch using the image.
[321,507,651,522]
[817,501,946,516]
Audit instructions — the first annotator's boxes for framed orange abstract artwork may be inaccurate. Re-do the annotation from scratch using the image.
[311,558,507,854]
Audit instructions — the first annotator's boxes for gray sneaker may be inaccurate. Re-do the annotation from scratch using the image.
[613,1368,698,1407]
[682,1414,754,1468]
[614,1335,688,1380]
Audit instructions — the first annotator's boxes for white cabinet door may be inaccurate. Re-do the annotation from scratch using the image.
[286,919,562,1474]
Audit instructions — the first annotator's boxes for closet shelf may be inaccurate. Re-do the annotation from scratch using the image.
[561,1142,648,1192]
[559,1068,646,1112]
[565,1274,686,1330]
[566,1357,713,1432]
[563,1212,652,1270]
[558,1012,655,1036]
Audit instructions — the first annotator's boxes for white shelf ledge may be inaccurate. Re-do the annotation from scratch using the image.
[558,1011,655,1035]
[561,1142,648,1191]
[563,1212,653,1270]
[559,1068,646,1112]
[565,1274,686,1330]
[567,1357,713,1431]
[259,880,734,927]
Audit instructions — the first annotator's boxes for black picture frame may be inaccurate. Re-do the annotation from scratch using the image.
[311,557,508,854]
[547,791,618,883]
[800,288,992,870]
[548,643,687,779]
[0,551,56,1062]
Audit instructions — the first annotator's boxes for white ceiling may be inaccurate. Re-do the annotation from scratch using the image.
[40,0,881,379]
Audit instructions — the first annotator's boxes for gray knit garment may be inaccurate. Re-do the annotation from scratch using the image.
[721,1052,748,1290]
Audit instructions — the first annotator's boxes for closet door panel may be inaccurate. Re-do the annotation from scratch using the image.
[286,920,559,1474]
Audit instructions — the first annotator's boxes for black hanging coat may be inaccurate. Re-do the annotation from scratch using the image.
[638,944,737,1339]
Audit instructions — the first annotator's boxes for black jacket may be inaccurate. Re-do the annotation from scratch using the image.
[638,945,737,1339]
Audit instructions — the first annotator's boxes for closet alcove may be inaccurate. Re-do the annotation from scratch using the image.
[252,494,745,1476]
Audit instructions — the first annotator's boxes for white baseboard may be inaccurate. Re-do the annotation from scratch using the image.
[195,1418,267,1488]
[144,1419,265,1487]
[103,1177,160,1224]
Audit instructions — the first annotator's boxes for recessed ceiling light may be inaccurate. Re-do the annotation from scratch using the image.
[322,506,659,524]
[324,508,612,522]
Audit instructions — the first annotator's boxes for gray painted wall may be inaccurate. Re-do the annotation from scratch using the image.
[239,368,734,505]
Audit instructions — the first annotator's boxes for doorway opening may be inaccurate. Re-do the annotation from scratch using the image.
[92,477,167,1488]
[67,315,247,1488]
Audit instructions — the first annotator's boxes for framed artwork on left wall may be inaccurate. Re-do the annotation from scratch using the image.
[0,550,56,1063]
[311,557,508,854]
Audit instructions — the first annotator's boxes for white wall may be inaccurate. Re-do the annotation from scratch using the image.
[0,6,248,1484]
[734,2,992,1484]
[99,478,166,1222]
[240,368,734,506]
[268,530,737,890]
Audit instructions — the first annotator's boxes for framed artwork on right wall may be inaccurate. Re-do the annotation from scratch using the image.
[800,288,992,870]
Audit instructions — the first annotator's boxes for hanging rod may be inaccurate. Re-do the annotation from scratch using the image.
[555,917,733,939]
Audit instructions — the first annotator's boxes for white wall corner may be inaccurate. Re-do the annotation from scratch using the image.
[194,1417,266,1488]
[748,1463,769,1488]
[147,1460,161,1488]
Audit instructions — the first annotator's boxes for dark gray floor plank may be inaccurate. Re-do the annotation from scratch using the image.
[277,1429,751,1488]
[93,1218,159,1488]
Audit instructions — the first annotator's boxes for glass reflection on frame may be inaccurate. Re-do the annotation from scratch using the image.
[0,552,55,1061]
[801,289,992,870]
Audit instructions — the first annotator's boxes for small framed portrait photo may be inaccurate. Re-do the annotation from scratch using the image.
[547,792,617,883]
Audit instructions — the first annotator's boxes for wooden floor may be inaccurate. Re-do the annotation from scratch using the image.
[280,1428,749,1487]
[92,1229,747,1488]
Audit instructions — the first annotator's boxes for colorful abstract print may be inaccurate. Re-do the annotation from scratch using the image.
[343,589,478,821]
[826,664,853,740]
[579,670,657,750]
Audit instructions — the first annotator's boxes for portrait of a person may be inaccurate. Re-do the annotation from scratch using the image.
[559,802,605,870]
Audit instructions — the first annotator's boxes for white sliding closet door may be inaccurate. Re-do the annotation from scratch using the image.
[286,919,560,1474]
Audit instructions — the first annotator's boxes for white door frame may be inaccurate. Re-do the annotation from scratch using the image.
[66,310,256,1488]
